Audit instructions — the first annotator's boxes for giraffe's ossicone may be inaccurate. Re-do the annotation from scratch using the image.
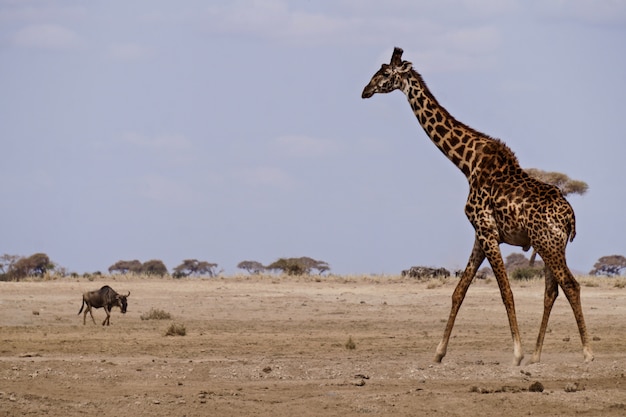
[362,47,593,365]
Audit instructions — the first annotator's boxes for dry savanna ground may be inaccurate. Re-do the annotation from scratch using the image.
[1,274,625,416]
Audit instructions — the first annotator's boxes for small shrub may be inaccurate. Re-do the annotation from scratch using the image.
[511,267,543,281]
[141,308,172,320]
[165,323,186,336]
[345,336,356,350]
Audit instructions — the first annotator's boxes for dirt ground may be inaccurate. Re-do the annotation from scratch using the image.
[1,274,625,416]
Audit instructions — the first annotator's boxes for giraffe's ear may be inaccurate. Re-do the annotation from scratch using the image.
[397,61,413,73]
[391,47,404,66]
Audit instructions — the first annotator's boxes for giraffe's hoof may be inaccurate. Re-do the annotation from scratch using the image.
[528,356,541,365]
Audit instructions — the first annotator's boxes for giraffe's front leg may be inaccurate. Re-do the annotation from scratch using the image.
[435,239,485,363]
[482,238,524,366]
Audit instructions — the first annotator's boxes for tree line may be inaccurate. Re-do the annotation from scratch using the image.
[0,253,331,280]
[2,252,625,281]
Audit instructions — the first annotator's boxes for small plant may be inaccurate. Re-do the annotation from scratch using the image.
[345,336,356,350]
[511,267,543,281]
[614,279,626,289]
[165,323,186,336]
[141,308,172,320]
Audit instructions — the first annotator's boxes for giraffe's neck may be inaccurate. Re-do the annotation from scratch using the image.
[401,70,490,178]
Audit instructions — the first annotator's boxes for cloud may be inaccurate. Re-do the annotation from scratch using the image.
[203,1,359,46]
[200,1,504,71]
[12,24,84,49]
[0,4,87,23]
[531,0,626,24]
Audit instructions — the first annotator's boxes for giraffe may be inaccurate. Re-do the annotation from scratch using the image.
[361,47,593,366]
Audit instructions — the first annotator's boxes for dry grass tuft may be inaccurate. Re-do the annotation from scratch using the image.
[164,323,186,336]
[345,336,356,350]
[140,308,172,320]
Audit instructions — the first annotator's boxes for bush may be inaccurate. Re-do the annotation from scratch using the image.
[165,323,186,336]
[511,267,544,280]
[141,308,172,320]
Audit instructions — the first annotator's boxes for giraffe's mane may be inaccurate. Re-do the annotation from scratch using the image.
[409,66,521,166]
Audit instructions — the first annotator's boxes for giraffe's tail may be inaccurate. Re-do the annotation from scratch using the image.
[568,214,576,243]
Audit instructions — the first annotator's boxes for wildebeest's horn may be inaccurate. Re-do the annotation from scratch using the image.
[126,291,130,297]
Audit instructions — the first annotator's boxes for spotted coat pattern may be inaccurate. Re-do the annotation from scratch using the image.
[362,47,593,365]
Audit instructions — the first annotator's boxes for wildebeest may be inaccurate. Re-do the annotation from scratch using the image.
[78,285,130,326]
[401,266,450,279]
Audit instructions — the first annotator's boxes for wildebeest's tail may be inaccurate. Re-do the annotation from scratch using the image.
[78,298,85,315]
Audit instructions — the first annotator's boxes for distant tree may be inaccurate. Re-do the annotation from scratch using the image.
[108,260,143,274]
[504,252,544,280]
[589,255,626,277]
[141,259,168,277]
[266,257,330,276]
[237,260,266,275]
[298,256,330,275]
[8,253,54,280]
[525,168,589,266]
[173,259,218,278]
[525,168,589,196]
[0,254,20,275]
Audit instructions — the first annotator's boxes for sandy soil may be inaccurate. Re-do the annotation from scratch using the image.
[1,275,625,416]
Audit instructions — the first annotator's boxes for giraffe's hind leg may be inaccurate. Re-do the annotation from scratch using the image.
[539,248,594,363]
[435,238,485,363]
[529,266,558,364]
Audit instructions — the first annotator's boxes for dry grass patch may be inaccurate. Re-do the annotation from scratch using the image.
[140,308,172,320]
[345,336,356,350]
[164,323,186,336]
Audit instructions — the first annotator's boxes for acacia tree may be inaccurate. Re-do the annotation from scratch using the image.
[525,168,589,196]
[6,253,55,280]
[524,168,588,266]
[589,255,626,277]
[237,260,266,275]
[266,257,330,276]
[108,260,143,274]
[141,259,168,276]
[504,252,544,280]
[173,259,218,278]
[0,254,20,275]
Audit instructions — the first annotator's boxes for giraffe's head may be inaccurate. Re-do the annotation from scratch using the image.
[361,47,413,99]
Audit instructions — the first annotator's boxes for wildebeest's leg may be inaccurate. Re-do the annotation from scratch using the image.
[102,305,111,326]
[85,304,96,325]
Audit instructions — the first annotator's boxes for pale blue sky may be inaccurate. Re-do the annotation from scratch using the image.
[1,0,625,275]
